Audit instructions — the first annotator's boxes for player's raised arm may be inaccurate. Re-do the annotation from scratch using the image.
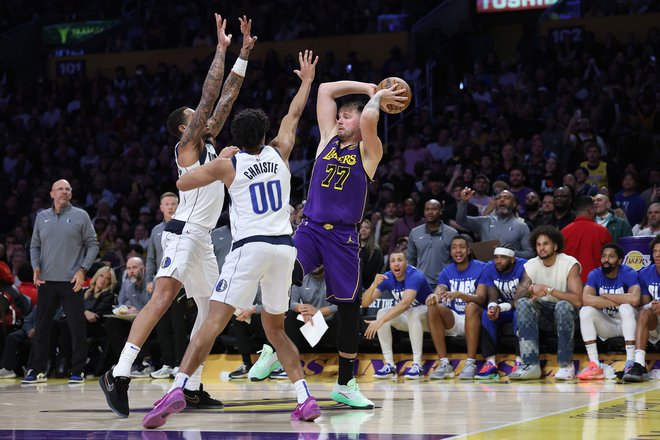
[271,50,318,163]
[176,153,237,192]
[179,13,231,166]
[316,81,376,150]
[359,84,406,177]
[207,15,257,140]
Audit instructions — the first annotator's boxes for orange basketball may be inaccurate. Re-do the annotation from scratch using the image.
[376,77,412,114]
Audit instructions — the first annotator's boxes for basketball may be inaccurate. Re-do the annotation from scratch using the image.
[376,77,412,114]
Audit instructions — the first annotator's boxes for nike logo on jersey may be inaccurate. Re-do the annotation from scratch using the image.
[44,219,50,223]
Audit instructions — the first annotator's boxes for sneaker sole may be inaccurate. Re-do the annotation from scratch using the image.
[458,375,475,380]
[330,392,374,409]
[622,375,644,383]
[98,375,129,418]
[248,360,282,381]
[373,374,396,379]
[475,374,499,380]
[403,375,422,380]
[429,373,454,380]
[142,396,186,429]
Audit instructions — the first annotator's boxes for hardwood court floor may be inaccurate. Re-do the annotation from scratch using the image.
[0,374,659,439]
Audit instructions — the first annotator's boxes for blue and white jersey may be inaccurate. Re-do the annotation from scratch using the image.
[639,265,660,301]
[437,260,486,314]
[478,257,527,303]
[586,264,640,318]
[376,265,432,307]
[173,142,223,230]
[229,145,292,242]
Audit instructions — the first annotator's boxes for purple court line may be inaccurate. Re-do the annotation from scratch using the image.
[0,430,455,439]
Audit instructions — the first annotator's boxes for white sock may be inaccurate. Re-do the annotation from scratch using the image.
[169,372,189,393]
[112,342,141,377]
[293,379,311,404]
[383,352,395,366]
[516,356,522,364]
[466,358,476,366]
[585,343,599,364]
[635,349,646,366]
[487,356,496,365]
[185,364,203,391]
[625,344,635,362]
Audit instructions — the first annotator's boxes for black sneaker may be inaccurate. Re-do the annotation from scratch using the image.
[68,372,85,384]
[623,362,648,383]
[228,364,249,379]
[99,370,131,417]
[183,383,224,409]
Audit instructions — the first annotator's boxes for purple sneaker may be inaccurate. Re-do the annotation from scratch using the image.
[291,396,321,422]
[142,388,186,429]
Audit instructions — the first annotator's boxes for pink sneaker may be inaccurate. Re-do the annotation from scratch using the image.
[576,361,604,380]
[142,388,186,429]
[291,396,321,422]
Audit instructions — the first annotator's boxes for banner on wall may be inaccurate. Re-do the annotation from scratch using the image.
[42,20,118,46]
[477,0,558,13]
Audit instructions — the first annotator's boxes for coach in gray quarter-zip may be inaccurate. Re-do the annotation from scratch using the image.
[25,178,99,384]
[456,188,534,259]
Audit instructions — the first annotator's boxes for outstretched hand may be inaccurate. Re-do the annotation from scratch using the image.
[239,15,257,52]
[294,50,318,83]
[218,145,240,158]
[460,187,475,202]
[215,13,231,48]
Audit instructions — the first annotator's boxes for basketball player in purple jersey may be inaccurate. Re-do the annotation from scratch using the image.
[294,80,406,407]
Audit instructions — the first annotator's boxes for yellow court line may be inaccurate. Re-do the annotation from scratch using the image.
[459,386,660,440]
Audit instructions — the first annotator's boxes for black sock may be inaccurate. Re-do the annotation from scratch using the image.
[242,354,252,367]
[338,356,355,385]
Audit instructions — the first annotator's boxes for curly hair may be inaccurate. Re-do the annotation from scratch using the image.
[166,106,188,139]
[601,242,624,260]
[529,225,564,254]
[231,108,270,151]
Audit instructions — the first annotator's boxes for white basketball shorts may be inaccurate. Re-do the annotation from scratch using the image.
[211,240,297,315]
[156,222,219,298]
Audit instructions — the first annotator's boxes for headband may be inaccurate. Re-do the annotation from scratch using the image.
[494,247,515,257]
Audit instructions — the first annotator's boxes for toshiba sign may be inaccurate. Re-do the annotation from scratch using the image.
[477,0,557,13]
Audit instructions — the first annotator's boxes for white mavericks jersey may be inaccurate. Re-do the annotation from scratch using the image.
[173,142,224,230]
[229,145,292,242]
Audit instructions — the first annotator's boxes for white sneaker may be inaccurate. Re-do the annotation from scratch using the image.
[429,361,454,380]
[150,365,174,379]
[554,363,575,381]
[403,363,423,380]
[248,344,281,381]
[0,368,16,379]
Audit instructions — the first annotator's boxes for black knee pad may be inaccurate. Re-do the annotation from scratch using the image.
[336,301,361,353]
[292,260,304,286]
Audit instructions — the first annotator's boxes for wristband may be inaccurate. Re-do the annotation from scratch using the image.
[499,303,512,312]
[488,302,498,309]
[232,58,248,77]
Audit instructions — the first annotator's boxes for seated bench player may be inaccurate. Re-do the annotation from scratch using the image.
[426,235,486,380]
[577,243,641,380]
[362,247,433,380]
[475,244,526,380]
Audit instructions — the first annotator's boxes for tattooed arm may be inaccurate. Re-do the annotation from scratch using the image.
[359,84,407,178]
[179,13,231,167]
[207,15,257,140]
[514,271,533,302]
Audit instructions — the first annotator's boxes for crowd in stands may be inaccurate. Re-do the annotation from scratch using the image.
[0,2,659,379]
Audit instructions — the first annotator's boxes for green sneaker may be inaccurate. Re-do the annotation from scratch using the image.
[330,379,374,409]
[248,344,281,381]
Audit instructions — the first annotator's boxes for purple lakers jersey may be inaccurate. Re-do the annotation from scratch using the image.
[304,136,369,225]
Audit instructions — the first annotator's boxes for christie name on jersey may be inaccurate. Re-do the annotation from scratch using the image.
[243,161,279,180]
